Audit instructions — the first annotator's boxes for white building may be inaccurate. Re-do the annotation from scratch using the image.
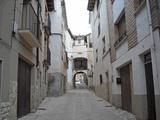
[0,0,52,119]
[88,0,160,120]
[88,0,112,101]
[48,0,68,97]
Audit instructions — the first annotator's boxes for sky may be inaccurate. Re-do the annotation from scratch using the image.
[65,0,91,35]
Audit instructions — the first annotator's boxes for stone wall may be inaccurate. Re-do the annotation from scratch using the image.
[48,73,66,97]
[0,102,10,120]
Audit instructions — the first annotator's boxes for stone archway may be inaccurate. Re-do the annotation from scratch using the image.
[73,72,88,89]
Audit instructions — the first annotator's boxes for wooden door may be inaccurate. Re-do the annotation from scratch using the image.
[120,64,132,112]
[144,53,156,120]
[17,58,31,118]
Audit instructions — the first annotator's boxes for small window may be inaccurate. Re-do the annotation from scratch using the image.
[102,36,106,54]
[89,42,93,48]
[106,71,109,81]
[100,74,103,84]
[98,23,101,37]
[96,49,98,63]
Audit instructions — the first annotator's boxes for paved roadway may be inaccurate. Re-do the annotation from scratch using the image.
[19,89,136,120]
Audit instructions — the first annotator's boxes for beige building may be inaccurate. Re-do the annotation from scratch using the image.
[88,0,160,120]
[0,0,52,119]
[48,0,68,97]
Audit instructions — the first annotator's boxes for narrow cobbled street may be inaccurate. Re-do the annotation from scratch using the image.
[19,89,136,120]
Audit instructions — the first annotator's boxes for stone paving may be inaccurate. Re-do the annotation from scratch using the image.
[19,89,136,120]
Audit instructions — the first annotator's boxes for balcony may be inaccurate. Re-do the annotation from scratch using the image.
[114,32,127,48]
[18,3,41,48]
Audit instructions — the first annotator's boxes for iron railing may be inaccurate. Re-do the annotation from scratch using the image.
[21,3,40,40]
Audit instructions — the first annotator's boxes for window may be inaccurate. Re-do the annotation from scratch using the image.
[96,49,98,63]
[74,58,88,70]
[134,0,145,10]
[89,42,93,48]
[106,71,109,81]
[102,36,106,54]
[0,61,2,99]
[100,74,103,85]
[117,13,126,38]
[98,23,101,37]
[97,0,100,10]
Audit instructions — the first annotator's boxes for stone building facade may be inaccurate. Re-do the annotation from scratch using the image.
[0,0,51,119]
[48,0,68,97]
[88,0,160,120]
[88,0,112,101]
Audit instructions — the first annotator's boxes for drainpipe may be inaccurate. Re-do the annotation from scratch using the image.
[146,0,160,93]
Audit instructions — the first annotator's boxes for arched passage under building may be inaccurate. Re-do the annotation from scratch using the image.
[73,72,88,89]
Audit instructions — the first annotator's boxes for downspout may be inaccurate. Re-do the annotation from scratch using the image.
[146,0,160,92]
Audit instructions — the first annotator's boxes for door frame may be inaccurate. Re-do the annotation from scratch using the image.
[144,52,156,120]
[17,57,32,118]
[119,63,133,112]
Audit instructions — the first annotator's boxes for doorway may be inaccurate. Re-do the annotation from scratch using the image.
[17,58,31,118]
[120,64,132,112]
[144,52,156,120]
